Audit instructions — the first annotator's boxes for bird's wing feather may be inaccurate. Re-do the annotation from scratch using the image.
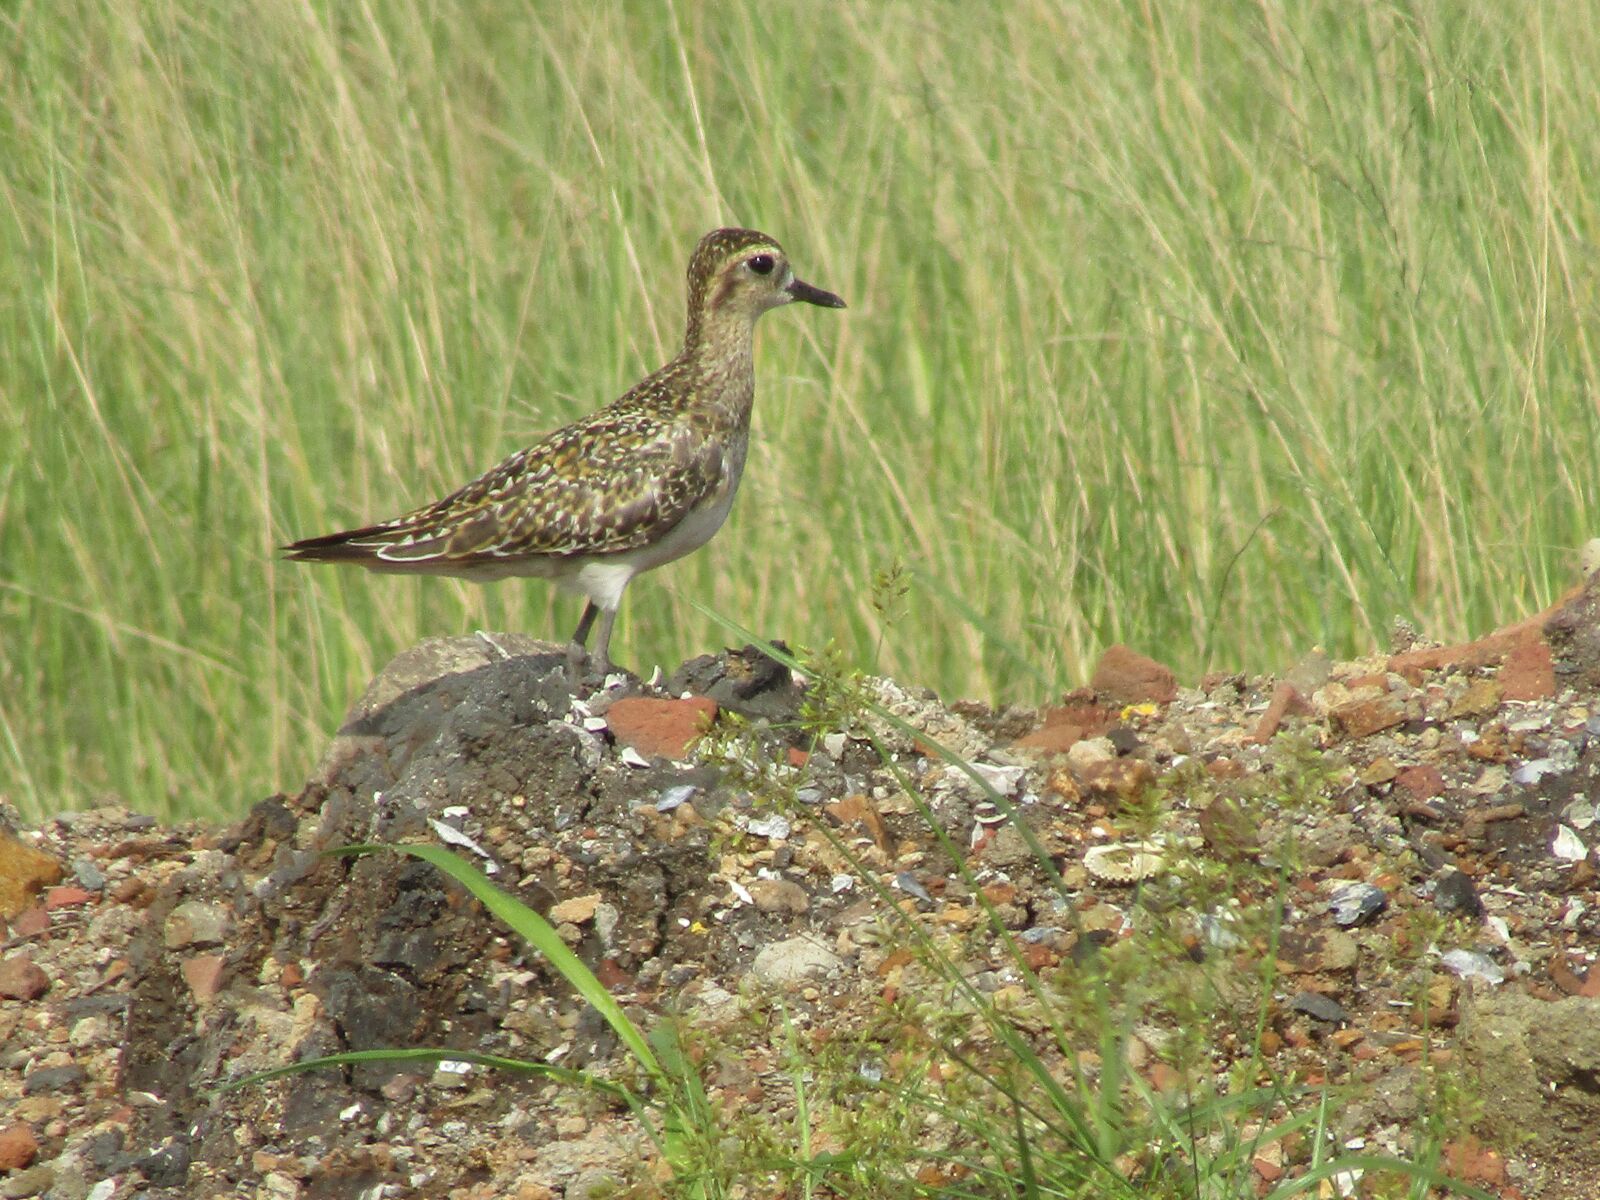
[290,403,725,566]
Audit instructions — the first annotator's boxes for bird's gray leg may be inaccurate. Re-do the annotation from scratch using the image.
[590,606,618,677]
[567,601,599,681]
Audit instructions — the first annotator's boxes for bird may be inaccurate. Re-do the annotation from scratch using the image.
[284,227,845,681]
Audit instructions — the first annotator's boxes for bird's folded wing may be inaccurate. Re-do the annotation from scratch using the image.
[357,412,724,564]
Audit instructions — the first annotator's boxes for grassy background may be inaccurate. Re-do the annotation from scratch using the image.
[3,0,1598,821]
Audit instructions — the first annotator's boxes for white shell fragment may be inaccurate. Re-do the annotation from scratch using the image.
[1083,841,1165,884]
[967,762,1026,797]
[894,872,932,903]
[1198,908,1246,949]
[620,746,652,769]
[1563,798,1597,830]
[656,785,696,812]
[739,813,792,841]
[427,818,500,874]
[1438,949,1505,985]
[1511,758,1560,785]
[1552,824,1589,862]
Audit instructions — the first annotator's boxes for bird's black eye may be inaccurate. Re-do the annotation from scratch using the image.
[747,254,775,275]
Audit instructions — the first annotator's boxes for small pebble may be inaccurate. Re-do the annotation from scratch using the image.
[1289,991,1349,1023]
[1107,726,1142,755]
[71,859,106,891]
[0,958,50,1002]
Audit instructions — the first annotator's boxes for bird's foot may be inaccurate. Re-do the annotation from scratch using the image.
[565,642,613,692]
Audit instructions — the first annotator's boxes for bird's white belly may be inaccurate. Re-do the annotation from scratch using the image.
[634,473,740,569]
[571,440,748,607]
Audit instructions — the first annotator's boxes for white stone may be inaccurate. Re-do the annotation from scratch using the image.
[749,937,843,987]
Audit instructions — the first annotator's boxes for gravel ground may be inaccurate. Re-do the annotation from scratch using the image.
[3,575,1600,1199]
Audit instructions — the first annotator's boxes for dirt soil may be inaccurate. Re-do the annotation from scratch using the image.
[3,575,1600,1200]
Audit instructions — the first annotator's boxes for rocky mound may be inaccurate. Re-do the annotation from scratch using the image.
[3,576,1600,1199]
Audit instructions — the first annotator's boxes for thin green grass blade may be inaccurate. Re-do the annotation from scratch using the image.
[1260,1153,1498,1200]
[220,1047,624,1097]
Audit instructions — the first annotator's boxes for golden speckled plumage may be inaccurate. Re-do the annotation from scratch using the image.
[285,227,845,678]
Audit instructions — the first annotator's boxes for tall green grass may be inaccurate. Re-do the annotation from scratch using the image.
[4,0,1598,819]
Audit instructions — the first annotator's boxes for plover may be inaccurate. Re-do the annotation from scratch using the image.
[284,227,845,679]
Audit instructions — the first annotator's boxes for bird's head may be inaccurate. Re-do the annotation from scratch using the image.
[684,227,845,349]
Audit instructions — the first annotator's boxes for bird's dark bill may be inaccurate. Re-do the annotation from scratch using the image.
[787,278,846,308]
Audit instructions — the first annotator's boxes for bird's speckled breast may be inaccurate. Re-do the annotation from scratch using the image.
[624,427,749,573]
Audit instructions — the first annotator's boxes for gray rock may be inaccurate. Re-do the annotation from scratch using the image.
[1289,991,1349,1023]
[981,824,1037,870]
[70,859,105,891]
[1433,869,1483,917]
[1367,1063,1423,1122]
[1544,570,1600,689]
[665,643,804,722]
[1328,882,1387,927]
[305,634,574,829]
[1284,649,1333,695]
[748,878,809,915]
[130,1136,191,1188]
[0,1164,54,1199]
[1460,993,1600,1166]
[162,900,232,949]
[682,981,743,1027]
[22,1064,86,1094]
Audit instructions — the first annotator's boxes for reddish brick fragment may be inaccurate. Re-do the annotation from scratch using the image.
[0,1123,39,1170]
[0,956,49,1001]
[605,696,717,760]
[181,954,226,1004]
[1090,645,1178,704]
[1329,694,1406,739]
[1499,640,1555,701]
[1395,765,1444,800]
[44,886,95,911]
[1250,682,1312,743]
